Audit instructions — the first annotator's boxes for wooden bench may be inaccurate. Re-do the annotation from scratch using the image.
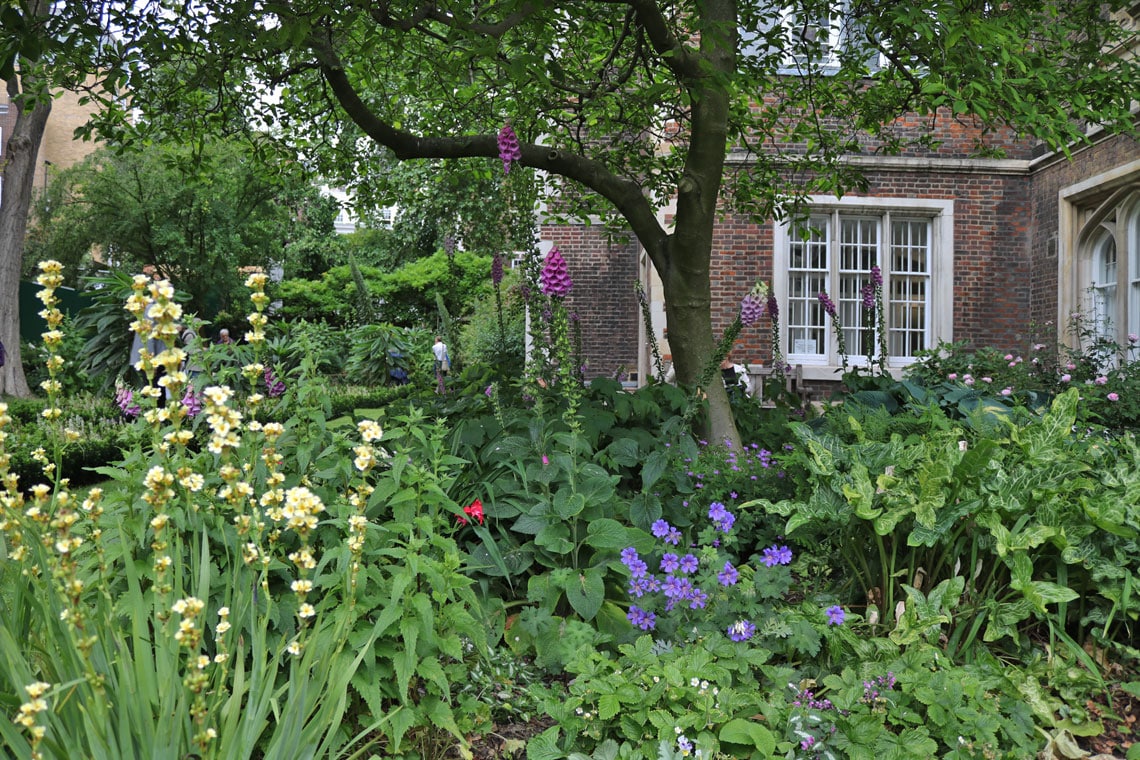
[745,363,804,404]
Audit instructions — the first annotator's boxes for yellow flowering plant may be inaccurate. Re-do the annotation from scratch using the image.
[0,264,491,759]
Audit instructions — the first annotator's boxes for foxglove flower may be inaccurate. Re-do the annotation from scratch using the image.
[116,387,140,418]
[264,367,285,398]
[767,292,779,321]
[540,246,573,298]
[498,124,522,175]
[861,282,875,310]
[817,291,837,318]
[491,253,504,286]
[181,387,203,418]
[740,293,765,326]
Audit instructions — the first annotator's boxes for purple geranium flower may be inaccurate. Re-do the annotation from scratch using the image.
[825,605,846,626]
[660,553,680,573]
[762,544,793,567]
[627,605,656,631]
[727,619,756,642]
[717,562,739,586]
[679,554,699,574]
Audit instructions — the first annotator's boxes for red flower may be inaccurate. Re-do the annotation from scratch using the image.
[457,498,485,526]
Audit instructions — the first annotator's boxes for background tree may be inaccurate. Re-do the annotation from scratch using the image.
[99,0,1140,442]
[0,0,115,397]
[26,138,340,321]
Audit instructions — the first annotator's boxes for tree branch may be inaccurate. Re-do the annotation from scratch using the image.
[315,45,670,271]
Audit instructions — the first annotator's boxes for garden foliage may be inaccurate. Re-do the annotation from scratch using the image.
[4,261,1140,760]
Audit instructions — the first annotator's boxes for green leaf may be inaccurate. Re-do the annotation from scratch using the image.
[564,567,605,620]
[585,518,629,550]
[553,489,586,519]
[629,492,662,530]
[527,725,564,760]
[598,693,621,721]
[535,523,574,554]
[719,719,775,754]
[641,449,668,490]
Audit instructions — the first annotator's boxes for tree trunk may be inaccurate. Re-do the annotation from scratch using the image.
[0,72,51,398]
[657,238,741,448]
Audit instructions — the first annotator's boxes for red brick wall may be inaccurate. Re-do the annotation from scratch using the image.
[1027,133,1140,332]
[538,224,641,381]
[711,166,1034,365]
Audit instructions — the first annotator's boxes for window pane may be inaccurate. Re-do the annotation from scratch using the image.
[788,218,829,357]
[839,217,879,360]
[1092,233,1117,344]
[887,219,930,358]
[1129,209,1140,342]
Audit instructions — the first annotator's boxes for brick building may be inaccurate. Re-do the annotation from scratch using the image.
[537,10,1140,393]
[0,85,101,204]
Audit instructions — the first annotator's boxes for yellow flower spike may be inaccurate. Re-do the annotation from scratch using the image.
[245,272,268,289]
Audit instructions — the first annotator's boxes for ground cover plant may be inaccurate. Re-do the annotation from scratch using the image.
[2,260,1139,759]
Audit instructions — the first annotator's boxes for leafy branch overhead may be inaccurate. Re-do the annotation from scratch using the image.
[67,0,1140,444]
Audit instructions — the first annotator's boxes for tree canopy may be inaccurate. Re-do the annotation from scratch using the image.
[18,0,1140,440]
[26,138,340,321]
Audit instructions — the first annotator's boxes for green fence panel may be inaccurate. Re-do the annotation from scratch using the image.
[19,280,94,343]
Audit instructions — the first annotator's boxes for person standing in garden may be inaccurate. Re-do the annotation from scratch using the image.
[432,336,450,394]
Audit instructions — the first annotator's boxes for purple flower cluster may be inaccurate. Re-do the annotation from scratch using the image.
[727,619,756,641]
[650,519,682,545]
[740,293,765,327]
[767,292,779,321]
[825,605,845,625]
[491,253,504,286]
[264,367,285,398]
[792,688,834,711]
[622,545,707,616]
[181,387,203,417]
[540,246,573,298]
[861,282,875,310]
[761,544,793,567]
[817,291,837,318]
[707,502,736,533]
[870,265,883,287]
[717,562,739,586]
[627,605,656,631]
[497,124,522,174]
[861,672,896,707]
[115,386,140,418]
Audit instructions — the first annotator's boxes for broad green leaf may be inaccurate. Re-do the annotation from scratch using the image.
[641,449,669,490]
[585,518,629,550]
[719,718,774,751]
[553,489,586,519]
[564,567,605,620]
